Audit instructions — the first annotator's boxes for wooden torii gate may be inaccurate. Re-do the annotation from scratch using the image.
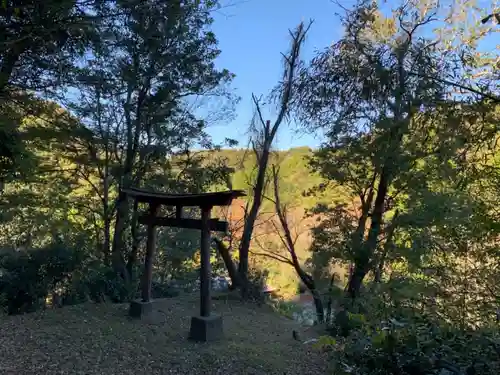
[123,187,246,342]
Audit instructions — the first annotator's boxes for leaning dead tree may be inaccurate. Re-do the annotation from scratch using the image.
[257,164,325,323]
[236,20,313,296]
[481,12,499,24]
[212,200,248,289]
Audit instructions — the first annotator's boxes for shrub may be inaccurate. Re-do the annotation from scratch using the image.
[0,242,83,314]
[64,262,139,304]
[269,298,303,319]
[151,281,180,299]
[324,313,500,375]
[244,266,268,303]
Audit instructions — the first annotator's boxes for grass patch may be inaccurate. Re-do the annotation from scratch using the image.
[0,294,329,374]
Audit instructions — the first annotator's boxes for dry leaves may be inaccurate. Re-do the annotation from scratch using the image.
[0,295,329,375]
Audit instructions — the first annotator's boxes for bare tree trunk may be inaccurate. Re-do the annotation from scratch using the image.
[325,274,337,324]
[351,174,376,253]
[103,213,111,265]
[213,237,241,289]
[111,82,143,280]
[112,190,130,281]
[348,165,390,298]
[238,142,271,295]
[102,97,112,266]
[127,199,141,280]
[294,263,324,323]
[238,21,312,298]
[373,255,385,283]
[374,210,398,283]
[0,47,23,92]
[346,181,375,293]
[269,163,325,323]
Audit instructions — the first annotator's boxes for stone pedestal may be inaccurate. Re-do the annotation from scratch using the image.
[129,299,154,318]
[189,315,223,342]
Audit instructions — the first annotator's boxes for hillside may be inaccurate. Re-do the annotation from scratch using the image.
[209,147,349,295]
[211,147,325,211]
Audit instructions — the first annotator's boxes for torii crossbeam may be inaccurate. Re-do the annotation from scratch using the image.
[123,187,246,342]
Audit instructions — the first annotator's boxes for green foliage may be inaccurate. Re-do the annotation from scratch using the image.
[216,146,330,211]
[0,238,184,312]
[313,277,500,374]
[0,0,237,295]
[268,298,303,319]
[292,0,458,297]
[0,241,84,314]
[0,0,96,91]
[329,314,500,375]
[312,335,337,351]
[0,6,499,375]
[0,0,99,180]
[65,262,139,305]
[151,281,180,299]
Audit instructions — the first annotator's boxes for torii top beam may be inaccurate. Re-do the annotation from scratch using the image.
[122,187,246,208]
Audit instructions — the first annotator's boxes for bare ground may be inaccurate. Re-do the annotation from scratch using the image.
[0,294,330,375]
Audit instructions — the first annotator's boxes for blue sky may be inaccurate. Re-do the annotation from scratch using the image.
[208,0,348,150]
[206,0,498,150]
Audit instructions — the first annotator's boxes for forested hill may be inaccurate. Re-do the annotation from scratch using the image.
[214,146,322,209]
[200,146,345,295]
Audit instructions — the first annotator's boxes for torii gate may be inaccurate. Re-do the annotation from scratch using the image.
[123,187,245,342]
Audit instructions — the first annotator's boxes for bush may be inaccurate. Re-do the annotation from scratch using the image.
[323,313,500,375]
[64,262,139,304]
[244,266,268,303]
[316,283,500,374]
[151,281,180,299]
[0,242,83,314]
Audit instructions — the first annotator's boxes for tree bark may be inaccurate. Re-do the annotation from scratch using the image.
[347,165,390,298]
[103,214,111,265]
[374,210,398,283]
[142,204,159,302]
[295,265,324,324]
[111,81,138,277]
[352,175,376,251]
[102,106,111,265]
[127,198,141,280]
[325,274,337,324]
[0,46,24,92]
[111,190,130,281]
[269,163,325,322]
[238,141,271,296]
[237,22,311,298]
[212,237,241,289]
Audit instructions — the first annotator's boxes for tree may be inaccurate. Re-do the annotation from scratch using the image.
[0,0,101,181]
[63,0,236,280]
[0,102,100,250]
[256,163,325,322]
[293,0,469,297]
[0,0,236,293]
[236,20,312,296]
[0,0,99,93]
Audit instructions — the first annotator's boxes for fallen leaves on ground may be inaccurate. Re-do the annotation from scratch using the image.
[0,294,330,374]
